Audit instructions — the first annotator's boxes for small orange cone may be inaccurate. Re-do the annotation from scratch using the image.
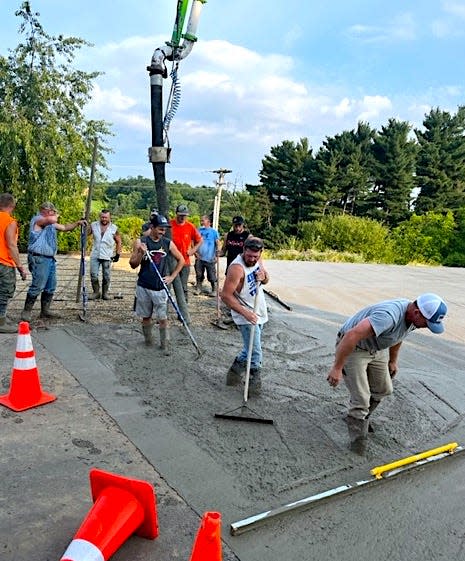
[189,511,222,561]
[0,321,56,411]
[60,468,158,561]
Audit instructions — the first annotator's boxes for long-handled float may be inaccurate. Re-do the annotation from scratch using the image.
[230,442,463,535]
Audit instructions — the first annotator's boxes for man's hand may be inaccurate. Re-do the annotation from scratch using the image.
[388,360,398,378]
[327,366,343,388]
[17,266,27,281]
[112,253,120,263]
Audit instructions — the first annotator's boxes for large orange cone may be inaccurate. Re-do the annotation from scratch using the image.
[189,511,222,561]
[0,321,56,411]
[60,468,158,561]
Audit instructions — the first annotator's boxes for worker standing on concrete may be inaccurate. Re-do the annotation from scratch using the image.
[327,294,447,454]
[194,215,220,297]
[129,214,184,353]
[88,209,122,300]
[221,237,270,394]
[21,202,86,322]
[0,193,27,332]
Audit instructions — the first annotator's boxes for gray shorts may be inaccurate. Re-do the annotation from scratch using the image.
[135,285,168,320]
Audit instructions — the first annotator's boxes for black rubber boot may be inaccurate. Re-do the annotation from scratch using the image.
[101,281,110,300]
[88,279,101,300]
[193,282,203,296]
[209,282,217,297]
[159,327,171,356]
[142,324,154,346]
[39,292,61,319]
[0,316,17,333]
[367,398,381,433]
[226,358,245,386]
[21,294,38,322]
[248,368,262,395]
[346,415,369,455]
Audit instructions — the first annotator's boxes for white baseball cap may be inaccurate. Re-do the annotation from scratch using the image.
[417,293,447,334]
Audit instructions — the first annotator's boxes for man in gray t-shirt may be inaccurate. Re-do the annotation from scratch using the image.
[326,294,447,454]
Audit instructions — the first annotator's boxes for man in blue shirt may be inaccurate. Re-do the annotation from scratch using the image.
[194,215,220,297]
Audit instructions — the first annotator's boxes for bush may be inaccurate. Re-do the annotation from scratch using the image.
[297,214,394,262]
[115,216,145,250]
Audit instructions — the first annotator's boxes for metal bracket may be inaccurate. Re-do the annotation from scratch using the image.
[148,147,170,163]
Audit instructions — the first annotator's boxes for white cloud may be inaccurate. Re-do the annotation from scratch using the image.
[442,1,465,19]
[347,12,416,43]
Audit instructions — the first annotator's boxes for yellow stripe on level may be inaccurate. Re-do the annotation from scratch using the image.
[370,442,459,479]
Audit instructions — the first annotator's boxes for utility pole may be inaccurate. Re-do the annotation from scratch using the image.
[211,168,232,231]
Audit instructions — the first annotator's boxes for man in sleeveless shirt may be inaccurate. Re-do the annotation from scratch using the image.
[327,294,447,454]
[21,202,86,322]
[88,209,122,300]
[129,213,184,353]
[221,237,270,394]
[0,193,27,332]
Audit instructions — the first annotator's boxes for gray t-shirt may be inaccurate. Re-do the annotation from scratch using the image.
[339,299,415,352]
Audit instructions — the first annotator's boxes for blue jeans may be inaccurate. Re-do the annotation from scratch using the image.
[236,323,263,369]
[27,254,57,297]
[90,257,111,284]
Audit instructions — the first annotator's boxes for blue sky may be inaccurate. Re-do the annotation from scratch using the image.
[1,0,465,189]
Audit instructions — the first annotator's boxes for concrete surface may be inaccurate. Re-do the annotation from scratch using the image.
[1,259,464,561]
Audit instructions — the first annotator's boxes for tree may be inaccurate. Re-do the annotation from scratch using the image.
[258,138,316,227]
[368,118,417,226]
[414,107,465,213]
[0,1,111,235]
[314,122,375,217]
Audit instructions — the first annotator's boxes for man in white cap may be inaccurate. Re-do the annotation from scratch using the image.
[326,293,447,454]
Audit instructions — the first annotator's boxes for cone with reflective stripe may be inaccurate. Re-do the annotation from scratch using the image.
[60,468,158,561]
[189,511,222,561]
[0,321,56,411]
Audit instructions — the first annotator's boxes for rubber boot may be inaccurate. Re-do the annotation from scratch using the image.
[367,397,381,433]
[101,281,110,300]
[0,316,17,333]
[159,327,171,356]
[88,279,101,300]
[21,294,38,322]
[39,292,61,319]
[346,415,369,455]
[142,323,154,346]
[193,282,203,296]
[248,367,262,395]
[209,282,217,298]
[226,358,245,386]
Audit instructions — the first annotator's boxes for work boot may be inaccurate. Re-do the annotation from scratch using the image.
[367,397,381,433]
[21,294,38,322]
[142,324,154,346]
[159,327,171,356]
[39,292,61,319]
[193,282,203,296]
[209,282,217,297]
[0,316,17,333]
[226,358,245,386]
[248,368,262,395]
[346,415,369,456]
[88,279,101,300]
[101,281,110,301]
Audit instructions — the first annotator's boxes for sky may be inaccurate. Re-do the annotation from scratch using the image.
[2,0,465,190]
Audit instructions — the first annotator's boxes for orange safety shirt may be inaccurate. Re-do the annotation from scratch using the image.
[170,219,202,266]
[0,211,16,267]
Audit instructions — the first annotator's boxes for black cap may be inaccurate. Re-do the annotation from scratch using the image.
[232,215,244,225]
[176,204,189,215]
[244,237,264,251]
[150,214,170,228]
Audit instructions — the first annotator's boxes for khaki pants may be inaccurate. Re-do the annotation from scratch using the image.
[342,347,393,419]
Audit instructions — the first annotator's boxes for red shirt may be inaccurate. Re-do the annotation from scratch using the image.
[170,219,202,266]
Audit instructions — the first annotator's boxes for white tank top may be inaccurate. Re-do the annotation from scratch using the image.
[230,254,268,326]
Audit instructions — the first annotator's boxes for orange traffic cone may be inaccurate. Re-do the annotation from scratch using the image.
[189,511,222,561]
[0,321,56,411]
[60,468,158,561]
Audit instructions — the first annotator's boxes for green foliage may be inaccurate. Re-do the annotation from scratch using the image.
[390,211,456,264]
[0,1,111,233]
[298,214,394,263]
[114,216,144,250]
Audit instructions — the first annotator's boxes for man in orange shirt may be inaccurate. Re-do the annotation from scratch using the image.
[0,193,27,332]
[170,204,202,302]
